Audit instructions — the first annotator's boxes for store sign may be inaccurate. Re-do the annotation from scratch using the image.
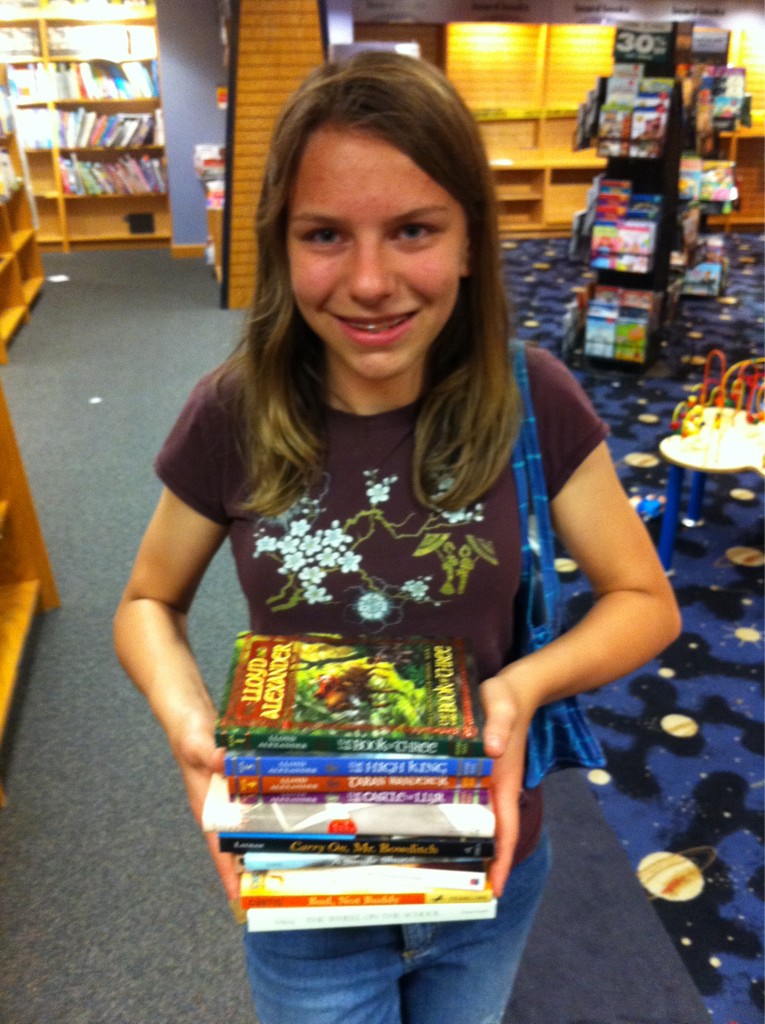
[614,21,673,60]
[352,0,764,27]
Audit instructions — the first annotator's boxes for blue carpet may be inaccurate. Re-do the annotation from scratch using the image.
[503,232,764,1024]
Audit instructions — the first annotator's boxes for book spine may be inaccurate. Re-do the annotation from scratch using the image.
[241,864,487,893]
[229,774,485,796]
[241,887,493,910]
[241,853,487,871]
[218,729,484,758]
[239,790,492,806]
[246,898,497,932]
[224,753,493,778]
[219,834,496,859]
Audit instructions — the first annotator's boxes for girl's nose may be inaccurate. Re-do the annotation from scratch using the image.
[347,240,395,304]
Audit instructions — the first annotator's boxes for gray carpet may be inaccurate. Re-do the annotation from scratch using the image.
[0,250,709,1023]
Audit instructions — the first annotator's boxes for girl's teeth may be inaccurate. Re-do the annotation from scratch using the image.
[349,316,406,333]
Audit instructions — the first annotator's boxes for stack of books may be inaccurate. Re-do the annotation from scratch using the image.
[203,632,496,932]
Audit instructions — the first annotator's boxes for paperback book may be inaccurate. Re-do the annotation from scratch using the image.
[203,773,496,839]
[227,772,486,797]
[246,899,497,932]
[237,789,491,806]
[219,834,496,858]
[240,884,494,910]
[216,633,485,756]
[240,852,488,875]
[224,752,493,778]
[240,862,488,896]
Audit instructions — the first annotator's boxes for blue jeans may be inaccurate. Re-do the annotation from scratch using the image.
[243,831,551,1024]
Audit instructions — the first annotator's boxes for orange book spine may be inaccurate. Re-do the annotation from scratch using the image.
[241,886,493,910]
[229,775,484,796]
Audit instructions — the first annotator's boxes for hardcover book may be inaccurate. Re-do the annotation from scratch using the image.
[216,633,485,756]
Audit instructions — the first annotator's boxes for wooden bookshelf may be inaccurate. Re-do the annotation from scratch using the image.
[0,2,170,252]
[0,100,43,361]
[707,125,765,233]
[0,375,59,805]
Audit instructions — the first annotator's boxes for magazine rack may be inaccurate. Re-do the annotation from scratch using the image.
[582,22,688,373]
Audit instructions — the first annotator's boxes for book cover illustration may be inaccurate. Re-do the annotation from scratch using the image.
[216,633,485,756]
[203,773,495,838]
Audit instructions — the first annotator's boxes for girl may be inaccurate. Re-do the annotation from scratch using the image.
[114,52,680,1024]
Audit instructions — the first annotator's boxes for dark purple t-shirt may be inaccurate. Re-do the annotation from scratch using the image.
[156,345,608,865]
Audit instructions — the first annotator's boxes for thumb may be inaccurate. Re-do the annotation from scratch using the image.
[210,746,226,775]
[480,676,519,759]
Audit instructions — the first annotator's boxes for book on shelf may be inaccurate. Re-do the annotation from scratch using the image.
[246,898,497,932]
[224,752,493,779]
[216,633,485,757]
[219,833,496,859]
[202,772,496,839]
[228,771,486,796]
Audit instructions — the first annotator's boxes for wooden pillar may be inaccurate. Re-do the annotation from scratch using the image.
[226,0,324,309]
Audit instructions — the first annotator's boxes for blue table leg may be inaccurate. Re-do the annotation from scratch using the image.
[658,464,686,571]
[683,470,707,526]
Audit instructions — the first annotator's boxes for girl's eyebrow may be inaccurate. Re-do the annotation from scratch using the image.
[289,204,452,225]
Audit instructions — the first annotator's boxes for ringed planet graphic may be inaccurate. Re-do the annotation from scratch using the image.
[660,713,700,738]
[637,848,717,902]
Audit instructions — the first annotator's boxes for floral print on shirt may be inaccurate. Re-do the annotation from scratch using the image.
[251,469,497,632]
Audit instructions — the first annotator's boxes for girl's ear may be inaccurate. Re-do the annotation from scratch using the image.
[460,240,471,278]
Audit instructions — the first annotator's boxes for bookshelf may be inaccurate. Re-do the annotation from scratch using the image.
[0,374,59,805]
[0,80,43,361]
[0,1,170,252]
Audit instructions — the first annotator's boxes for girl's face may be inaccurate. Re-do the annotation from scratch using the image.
[287,126,470,415]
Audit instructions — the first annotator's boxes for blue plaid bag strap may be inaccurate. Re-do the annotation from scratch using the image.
[511,343,561,647]
[510,341,606,789]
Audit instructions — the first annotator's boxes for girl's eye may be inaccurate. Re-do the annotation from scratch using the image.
[307,227,340,245]
[399,223,429,241]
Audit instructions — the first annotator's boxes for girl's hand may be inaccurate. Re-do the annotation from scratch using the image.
[480,673,534,897]
[170,715,241,903]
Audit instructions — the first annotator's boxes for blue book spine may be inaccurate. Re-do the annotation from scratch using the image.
[224,753,493,778]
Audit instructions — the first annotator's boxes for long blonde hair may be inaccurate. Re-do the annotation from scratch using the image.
[223,51,520,516]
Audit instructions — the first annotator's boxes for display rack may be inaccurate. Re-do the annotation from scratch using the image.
[0,375,59,805]
[0,2,170,251]
[575,22,690,371]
